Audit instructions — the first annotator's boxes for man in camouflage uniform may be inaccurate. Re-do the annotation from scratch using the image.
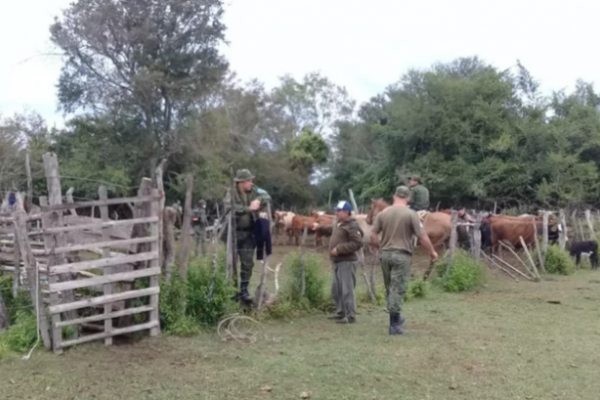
[192,200,208,256]
[407,175,430,211]
[371,186,438,335]
[224,169,271,303]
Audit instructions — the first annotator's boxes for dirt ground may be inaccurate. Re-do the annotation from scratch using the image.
[2,241,600,400]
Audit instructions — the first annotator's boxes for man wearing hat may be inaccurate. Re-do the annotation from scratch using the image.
[407,175,430,211]
[371,186,438,335]
[328,200,364,324]
[192,200,208,256]
[224,169,271,303]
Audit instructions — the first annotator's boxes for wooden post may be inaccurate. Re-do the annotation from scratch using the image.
[14,211,52,350]
[163,207,176,283]
[225,209,233,280]
[585,210,596,239]
[178,174,193,279]
[66,187,77,216]
[148,188,161,336]
[542,211,549,263]
[519,236,540,279]
[445,210,459,277]
[571,210,578,241]
[472,213,482,259]
[559,209,567,250]
[155,159,167,269]
[42,153,78,334]
[25,149,32,213]
[256,202,273,311]
[0,287,8,330]
[300,222,307,297]
[532,223,545,273]
[98,186,113,345]
[228,168,238,287]
[12,221,20,298]
[348,189,375,301]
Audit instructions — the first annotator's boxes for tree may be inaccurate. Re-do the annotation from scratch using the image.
[50,0,229,172]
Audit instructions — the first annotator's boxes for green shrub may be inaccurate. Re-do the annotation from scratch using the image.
[280,251,328,311]
[540,245,575,276]
[405,279,431,302]
[0,275,32,322]
[159,251,237,334]
[185,254,237,326]
[435,249,486,292]
[0,310,38,353]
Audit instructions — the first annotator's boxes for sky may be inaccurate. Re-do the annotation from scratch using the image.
[1,0,600,128]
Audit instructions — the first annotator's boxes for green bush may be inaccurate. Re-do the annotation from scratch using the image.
[280,251,328,311]
[0,310,38,353]
[405,279,431,302]
[435,249,486,292]
[540,245,575,276]
[160,251,237,335]
[0,275,32,322]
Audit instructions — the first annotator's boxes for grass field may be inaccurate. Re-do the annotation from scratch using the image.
[2,244,600,400]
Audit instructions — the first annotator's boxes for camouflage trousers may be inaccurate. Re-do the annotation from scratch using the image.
[193,225,206,256]
[237,230,256,285]
[380,250,412,314]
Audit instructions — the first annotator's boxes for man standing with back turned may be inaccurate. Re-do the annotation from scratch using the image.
[371,186,438,335]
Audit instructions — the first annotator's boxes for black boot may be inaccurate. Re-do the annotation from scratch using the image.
[389,313,404,335]
[240,282,253,303]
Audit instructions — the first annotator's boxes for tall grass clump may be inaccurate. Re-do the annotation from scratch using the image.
[0,276,39,356]
[435,249,486,292]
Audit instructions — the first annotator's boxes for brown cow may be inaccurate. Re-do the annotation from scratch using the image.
[290,215,318,246]
[482,215,561,254]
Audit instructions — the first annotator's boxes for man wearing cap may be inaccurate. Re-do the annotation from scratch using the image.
[407,175,430,211]
[192,200,209,256]
[224,169,271,303]
[328,200,364,324]
[371,186,438,335]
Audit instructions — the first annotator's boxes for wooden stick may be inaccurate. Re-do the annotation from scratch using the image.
[519,236,540,279]
[178,174,193,279]
[300,222,308,297]
[43,216,159,234]
[498,241,537,279]
[50,251,158,275]
[49,235,158,255]
[98,186,113,346]
[532,224,545,273]
[155,159,167,269]
[445,210,459,277]
[558,209,567,250]
[349,188,375,301]
[481,252,518,281]
[55,305,154,328]
[492,254,533,281]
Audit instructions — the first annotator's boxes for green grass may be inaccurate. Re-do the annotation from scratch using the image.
[1,246,600,399]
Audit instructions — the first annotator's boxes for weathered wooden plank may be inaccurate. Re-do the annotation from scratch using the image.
[50,251,158,275]
[43,216,159,234]
[60,320,159,348]
[55,305,155,328]
[49,235,159,255]
[98,186,113,346]
[49,267,161,293]
[41,195,160,213]
[49,287,160,314]
[148,189,161,337]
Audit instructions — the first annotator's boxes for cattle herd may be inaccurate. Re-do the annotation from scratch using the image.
[272,206,598,270]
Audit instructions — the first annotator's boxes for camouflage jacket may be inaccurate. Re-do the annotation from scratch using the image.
[224,185,270,230]
[191,207,208,228]
[409,184,430,210]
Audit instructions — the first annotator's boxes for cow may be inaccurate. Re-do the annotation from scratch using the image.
[274,211,296,245]
[290,214,319,246]
[567,240,598,270]
[480,215,562,254]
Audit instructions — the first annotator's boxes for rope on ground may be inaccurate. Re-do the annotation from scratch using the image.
[217,313,266,344]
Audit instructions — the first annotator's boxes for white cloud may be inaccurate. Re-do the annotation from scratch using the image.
[2,0,600,126]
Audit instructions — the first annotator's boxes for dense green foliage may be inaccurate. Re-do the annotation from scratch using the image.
[276,251,329,313]
[160,252,237,334]
[435,250,487,292]
[540,245,576,276]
